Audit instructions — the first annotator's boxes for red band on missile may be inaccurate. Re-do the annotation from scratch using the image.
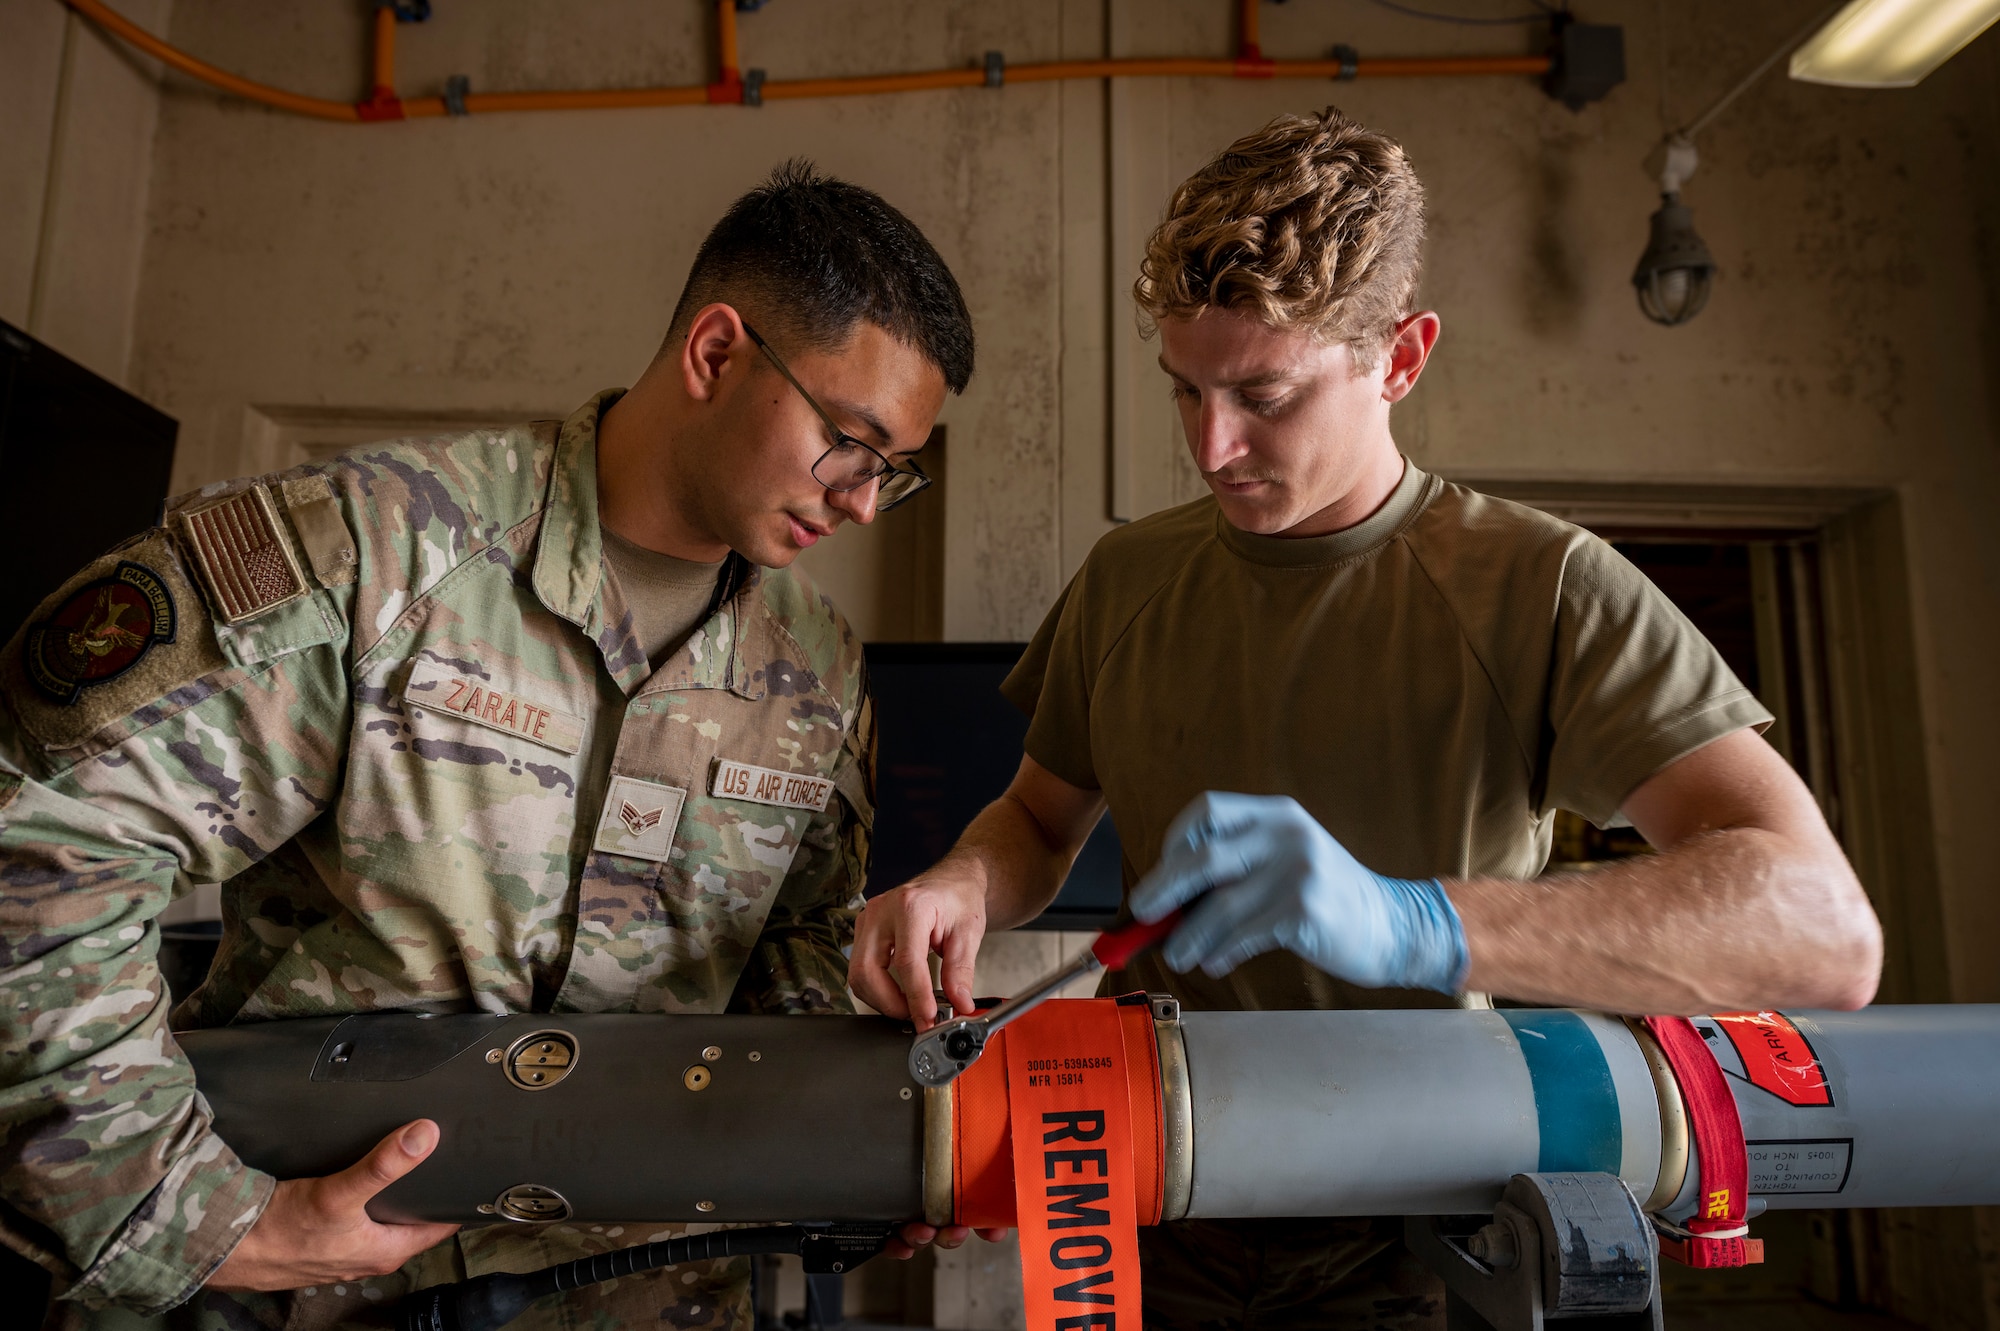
[1645,1015,1764,1269]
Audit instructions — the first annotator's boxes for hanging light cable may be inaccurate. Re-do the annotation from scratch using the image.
[1632,3,1842,326]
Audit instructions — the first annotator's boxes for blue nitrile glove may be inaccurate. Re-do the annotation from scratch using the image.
[1129,792,1469,994]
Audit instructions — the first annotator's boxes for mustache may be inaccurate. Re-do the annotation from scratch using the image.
[1203,468,1281,486]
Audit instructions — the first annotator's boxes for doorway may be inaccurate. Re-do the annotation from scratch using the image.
[1545,534,1838,869]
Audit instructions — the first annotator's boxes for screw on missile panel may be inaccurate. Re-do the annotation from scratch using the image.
[495,1184,573,1222]
[748,1051,762,1061]
[503,1030,578,1090]
[696,1200,716,1212]
[485,1049,503,1064]
[684,1065,712,1091]
[702,1045,723,1062]
[899,1087,913,1100]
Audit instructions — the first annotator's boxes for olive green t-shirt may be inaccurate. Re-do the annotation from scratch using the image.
[600,527,728,670]
[1001,462,1772,1014]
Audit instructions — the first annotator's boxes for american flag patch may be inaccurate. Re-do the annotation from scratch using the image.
[179,486,309,623]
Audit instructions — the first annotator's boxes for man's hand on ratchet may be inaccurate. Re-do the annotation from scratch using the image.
[860,872,1013,1259]
[1131,792,1469,994]
[208,1119,460,1291]
[849,865,988,1031]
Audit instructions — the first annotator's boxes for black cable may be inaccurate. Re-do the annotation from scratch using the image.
[1367,0,1558,24]
[396,1225,809,1331]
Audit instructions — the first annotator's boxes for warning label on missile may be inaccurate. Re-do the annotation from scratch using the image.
[1747,1138,1852,1194]
[1005,1001,1143,1331]
[1712,1010,1834,1106]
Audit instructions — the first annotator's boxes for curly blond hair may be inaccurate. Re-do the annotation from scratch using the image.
[1135,107,1426,370]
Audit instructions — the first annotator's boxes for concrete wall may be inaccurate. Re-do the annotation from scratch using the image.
[1,0,170,384]
[123,0,1081,647]
[111,0,2000,996]
[6,0,2000,1324]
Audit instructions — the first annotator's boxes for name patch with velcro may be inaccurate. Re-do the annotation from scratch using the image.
[404,658,584,754]
[711,759,834,812]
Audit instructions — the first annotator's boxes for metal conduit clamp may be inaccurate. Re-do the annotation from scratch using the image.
[1406,1172,1661,1331]
[743,68,766,106]
[984,51,1005,88]
[1331,44,1360,81]
[443,74,470,116]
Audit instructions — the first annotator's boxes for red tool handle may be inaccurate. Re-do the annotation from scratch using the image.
[1089,910,1184,970]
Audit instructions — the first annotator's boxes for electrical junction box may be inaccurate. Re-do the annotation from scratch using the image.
[1546,17,1626,110]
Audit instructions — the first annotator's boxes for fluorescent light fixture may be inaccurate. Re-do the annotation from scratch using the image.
[1790,0,2000,87]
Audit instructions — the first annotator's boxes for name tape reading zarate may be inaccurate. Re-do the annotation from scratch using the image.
[403,658,584,754]
[1005,1000,1144,1331]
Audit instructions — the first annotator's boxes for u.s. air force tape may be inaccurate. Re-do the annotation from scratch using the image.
[710,759,834,812]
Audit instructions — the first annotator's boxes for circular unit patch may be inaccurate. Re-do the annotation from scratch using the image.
[26,561,177,705]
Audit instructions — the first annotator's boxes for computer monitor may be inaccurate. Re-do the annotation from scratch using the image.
[0,320,178,643]
[862,643,1124,930]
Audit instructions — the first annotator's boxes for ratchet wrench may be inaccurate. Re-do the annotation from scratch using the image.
[906,910,1183,1088]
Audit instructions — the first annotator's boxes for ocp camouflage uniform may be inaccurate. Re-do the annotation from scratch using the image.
[0,390,875,1330]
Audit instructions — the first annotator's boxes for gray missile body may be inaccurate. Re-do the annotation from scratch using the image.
[178,1002,2000,1227]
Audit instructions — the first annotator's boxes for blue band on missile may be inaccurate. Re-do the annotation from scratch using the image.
[1502,1009,1622,1174]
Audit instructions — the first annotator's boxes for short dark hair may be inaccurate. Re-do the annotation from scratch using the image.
[667,160,975,393]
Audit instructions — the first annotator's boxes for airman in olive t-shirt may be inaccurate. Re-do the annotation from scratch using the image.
[854,109,1882,1327]
[1000,460,1775,1015]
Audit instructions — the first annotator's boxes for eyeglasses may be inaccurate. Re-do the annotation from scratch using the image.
[742,321,933,511]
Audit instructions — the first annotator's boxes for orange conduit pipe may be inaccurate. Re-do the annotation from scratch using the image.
[1240,0,1269,64]
[63,0,360,121]
[357,5,405,120]
[710,0,746,104]
[372,6,395,95]
[61,0,1554,123]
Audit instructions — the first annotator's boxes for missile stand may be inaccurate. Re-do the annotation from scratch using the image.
[1407,1173,1662,1331]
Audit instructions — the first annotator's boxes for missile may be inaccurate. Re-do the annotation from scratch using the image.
[181,999,2000,1230]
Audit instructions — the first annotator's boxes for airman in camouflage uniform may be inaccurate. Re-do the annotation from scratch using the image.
[0,387,875,1329]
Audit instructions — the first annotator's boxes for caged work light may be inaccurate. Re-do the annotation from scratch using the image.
[1634,0,1997,326]
[1632,137,1717,326]
[1627,5,1828,329]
